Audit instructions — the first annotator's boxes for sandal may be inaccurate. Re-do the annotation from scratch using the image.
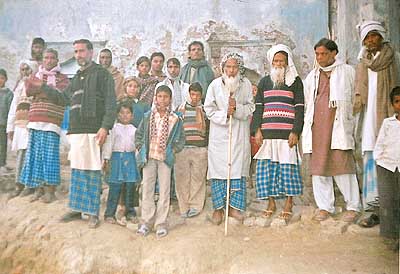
[358,213,380,228]
[342,210,360,223]
[136,224,150,236]
[278,211,293,223]
[312,210,330,222]
[261,209,275,218]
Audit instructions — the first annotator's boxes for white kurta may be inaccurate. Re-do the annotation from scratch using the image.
[204,77,255,180]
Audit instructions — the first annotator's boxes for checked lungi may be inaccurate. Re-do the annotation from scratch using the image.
[20,129,60,188]
[69,169,102,216]
[256,159,302,199]
[211,177,246,211]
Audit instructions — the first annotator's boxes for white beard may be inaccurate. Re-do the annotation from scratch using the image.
[270,67,285,87]
[222,73,240,95]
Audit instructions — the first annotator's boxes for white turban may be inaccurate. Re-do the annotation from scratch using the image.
[357,20,386,43]
[267,44,298,87]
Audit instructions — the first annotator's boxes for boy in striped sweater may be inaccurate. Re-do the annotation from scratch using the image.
[175,82,208,218]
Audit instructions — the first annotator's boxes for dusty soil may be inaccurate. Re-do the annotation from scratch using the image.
[0,153,398,274]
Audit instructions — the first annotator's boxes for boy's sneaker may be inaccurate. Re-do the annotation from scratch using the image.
[136,224,150,237]
[156,227,168,238]
[187,208,200,218]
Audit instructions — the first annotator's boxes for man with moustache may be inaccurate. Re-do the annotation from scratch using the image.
[204,53,255,224]
[29,37,46,74]
[180,41,214,100]
[25,39,116,228]
[98,48,125,100]
[252,44,304,222]
[303,38,361,223]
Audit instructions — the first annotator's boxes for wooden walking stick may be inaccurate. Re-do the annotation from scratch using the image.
[224,94,234,236]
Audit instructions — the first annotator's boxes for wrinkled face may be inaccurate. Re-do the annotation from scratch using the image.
[392,95,400,114]
[126,80,139,98]
[189,44,204,60]
[272,52,287,69]
[189,90,202,106]
[20,63,32,77]
[118,106,133,124]
[0,75,6,88]
[151,56,164,72]
[363,31,383,53]
[137,61,150,76]
[43,52,58,71]
[155,90,171,110]
[31,43,44,60]
[315,46,336,68]
[74,43,93,68]
[167,62,180,78]
[99,51,112,68]
[224,58,239,77]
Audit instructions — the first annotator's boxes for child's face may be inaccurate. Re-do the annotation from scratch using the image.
[126,80,139,98]
[189,90,202,106]
[251,84,258,97]
[155,91,171,111]
[137,62,150,76]
[0,75,6,88]
[392,95,400,114]
[118,107,133,124]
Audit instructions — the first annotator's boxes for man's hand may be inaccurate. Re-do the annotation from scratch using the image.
[288,132,299,148]
[227,97,236,116]
[95,128,108,146]
[25,76,43,95]
[255,128,263,146]
[7,132,14,142]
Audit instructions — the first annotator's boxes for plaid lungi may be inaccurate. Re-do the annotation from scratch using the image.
[256,159,302,199]
[21,129,60,187]
[362,151,379,209]
[211,177,246,211]
[69,169,102,216]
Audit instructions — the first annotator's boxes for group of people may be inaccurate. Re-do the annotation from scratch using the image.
[0,20,398,241]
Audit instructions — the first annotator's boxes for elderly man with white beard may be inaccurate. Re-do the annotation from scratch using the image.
[252,44,304,223]
[204,53,255,224]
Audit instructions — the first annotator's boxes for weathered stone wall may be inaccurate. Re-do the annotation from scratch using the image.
[0,0,329,87]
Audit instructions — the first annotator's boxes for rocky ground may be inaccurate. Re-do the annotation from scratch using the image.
[0,153,398,274]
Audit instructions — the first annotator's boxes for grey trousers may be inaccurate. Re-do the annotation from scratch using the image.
[377,165,399,239]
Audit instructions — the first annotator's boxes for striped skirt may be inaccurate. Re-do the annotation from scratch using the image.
[20,129,60,188]
[69,169,102,216]
[211,177,246,211]
[256,159,302,199]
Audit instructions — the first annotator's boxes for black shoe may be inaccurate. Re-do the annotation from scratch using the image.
[88,215,100,229]
[358,213,380,228]
[60,211,82,223]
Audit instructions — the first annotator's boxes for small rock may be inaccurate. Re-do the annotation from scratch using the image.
[270,217,287,228]
[255,217,271,227]
[243,217,256,227]
[243,237,250,241]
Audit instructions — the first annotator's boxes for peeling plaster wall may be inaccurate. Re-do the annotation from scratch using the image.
[0,0,329,87]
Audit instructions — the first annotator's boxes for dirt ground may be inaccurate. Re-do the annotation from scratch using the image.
[0,153,398,274]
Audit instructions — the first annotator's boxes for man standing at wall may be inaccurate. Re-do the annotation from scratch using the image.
[204,52,254,224]
[25,39,116,228]
[180,41,214,100]
[98,48,125,100]
[303,38,361,223]
[354,21,400,227]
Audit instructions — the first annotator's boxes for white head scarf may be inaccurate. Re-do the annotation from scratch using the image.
[267,44,298,87]
[357,20,386,43]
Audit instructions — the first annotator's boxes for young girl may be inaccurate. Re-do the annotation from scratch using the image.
[136,56,159,106]
[103,102,140,224]
[122,76,150,128]
[135,85,185,238]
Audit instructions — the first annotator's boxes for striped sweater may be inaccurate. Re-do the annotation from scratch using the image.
[179,102,207,147]
[252,75,304,139]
